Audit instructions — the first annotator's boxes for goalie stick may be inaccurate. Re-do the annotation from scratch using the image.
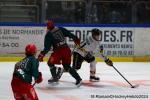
[112,65,139,88]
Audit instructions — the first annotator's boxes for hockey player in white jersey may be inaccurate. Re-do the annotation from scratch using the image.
[73,28,113,82]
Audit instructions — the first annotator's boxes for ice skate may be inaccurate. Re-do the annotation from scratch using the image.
[48,77,59,84]
[75,79,82,87]
[89,76,100,82]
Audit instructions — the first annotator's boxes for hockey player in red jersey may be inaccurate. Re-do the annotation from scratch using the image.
[73,28,113,82]
[11,44,43,100]
[38,20,82,87]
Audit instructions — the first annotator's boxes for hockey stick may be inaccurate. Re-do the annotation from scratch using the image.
[112,65,139,88]
[76,45,88,54]
[32,82,36,86]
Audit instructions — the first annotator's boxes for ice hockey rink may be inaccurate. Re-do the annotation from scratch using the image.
[0,62,150,100]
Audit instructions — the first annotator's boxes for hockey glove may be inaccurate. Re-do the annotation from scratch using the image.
[99,45,103,53]
[35,72,43,84]
[38,53,45,62]
[105,58,113,66]
[74,39,80,46]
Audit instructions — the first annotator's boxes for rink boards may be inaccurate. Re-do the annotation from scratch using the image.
[0,56,150,62]
[0,23,150,62]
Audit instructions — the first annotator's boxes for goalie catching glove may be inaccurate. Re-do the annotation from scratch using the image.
[105,58,113,66]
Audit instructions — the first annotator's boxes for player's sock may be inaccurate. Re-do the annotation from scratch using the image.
[56,67,64,79]
[48,64,57,77]
[48,64,58,83]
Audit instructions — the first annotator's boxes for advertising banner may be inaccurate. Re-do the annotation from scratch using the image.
[0,26,46,56]
[0,24,150,57]
[66,27,134,57]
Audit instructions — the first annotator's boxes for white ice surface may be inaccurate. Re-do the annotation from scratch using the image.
[0,62,150,100]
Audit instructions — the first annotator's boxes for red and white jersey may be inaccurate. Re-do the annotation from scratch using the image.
[74,35,107,61]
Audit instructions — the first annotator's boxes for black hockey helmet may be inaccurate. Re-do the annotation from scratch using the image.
[91,28,102,41]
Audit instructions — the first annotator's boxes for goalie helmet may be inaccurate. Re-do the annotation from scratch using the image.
[25,44,37,56]
[47,20,55,30]
[91,28,102,41]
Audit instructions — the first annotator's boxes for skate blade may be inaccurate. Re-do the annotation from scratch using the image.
[89,79,100,82]
[76,81,82,88]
